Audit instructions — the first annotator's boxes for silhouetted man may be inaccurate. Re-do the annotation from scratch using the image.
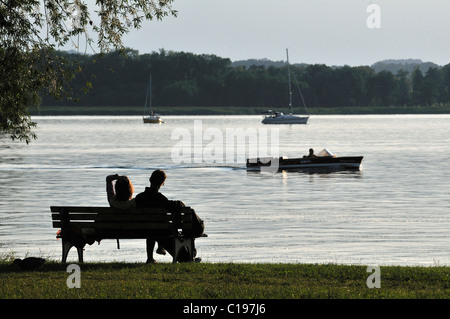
[136,169,204,263]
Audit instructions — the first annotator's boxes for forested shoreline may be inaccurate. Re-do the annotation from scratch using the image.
[41,49,450,113]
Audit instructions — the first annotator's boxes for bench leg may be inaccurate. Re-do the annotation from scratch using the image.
[61,240,84,263]
[77,246,84,263]
[62,240,71,263]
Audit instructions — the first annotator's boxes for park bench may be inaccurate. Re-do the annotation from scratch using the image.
[50,206,205,263]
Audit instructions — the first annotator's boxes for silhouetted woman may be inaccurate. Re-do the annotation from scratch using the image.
[106,174,136,209]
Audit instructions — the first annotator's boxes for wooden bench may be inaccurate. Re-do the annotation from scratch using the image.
[50,206,206,263]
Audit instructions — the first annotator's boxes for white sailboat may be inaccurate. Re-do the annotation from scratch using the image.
[262,49,309,124]
[143,75,164,124]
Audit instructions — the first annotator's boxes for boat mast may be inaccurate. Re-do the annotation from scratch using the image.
[149,74,153,115]
[286,48,293,115]
[144,74,153,116]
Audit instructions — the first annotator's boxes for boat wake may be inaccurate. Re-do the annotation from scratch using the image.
[0,163,247,171]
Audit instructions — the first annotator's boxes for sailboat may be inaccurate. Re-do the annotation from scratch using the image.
[143,75,164,124]
[262,49,309,124]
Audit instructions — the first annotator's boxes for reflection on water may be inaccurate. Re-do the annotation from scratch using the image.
[0,115,449,266]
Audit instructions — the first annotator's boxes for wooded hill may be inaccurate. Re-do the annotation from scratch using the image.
[42,49,450,110]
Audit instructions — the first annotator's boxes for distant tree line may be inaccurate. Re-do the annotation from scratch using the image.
[42,49,450,110]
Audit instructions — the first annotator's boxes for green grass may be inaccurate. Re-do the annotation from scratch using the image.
[1,260,448,299]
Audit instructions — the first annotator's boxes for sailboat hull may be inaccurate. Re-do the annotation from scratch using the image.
[143,116,163,123]
[262,114,309,124]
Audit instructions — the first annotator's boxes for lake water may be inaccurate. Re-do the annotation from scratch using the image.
[0,115,449,266]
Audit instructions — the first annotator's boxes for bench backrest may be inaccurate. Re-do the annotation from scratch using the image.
[51,206,194,239]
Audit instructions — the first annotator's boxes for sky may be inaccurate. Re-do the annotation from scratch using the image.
[78,0,450,67]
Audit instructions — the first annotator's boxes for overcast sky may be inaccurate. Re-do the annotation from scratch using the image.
[95,0,450,66]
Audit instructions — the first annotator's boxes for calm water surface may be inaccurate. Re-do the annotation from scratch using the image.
[1,115,449,266]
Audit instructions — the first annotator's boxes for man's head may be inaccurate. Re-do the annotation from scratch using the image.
[150,169,166,189]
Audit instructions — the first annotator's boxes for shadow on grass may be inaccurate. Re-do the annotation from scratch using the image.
[0,260,157,274]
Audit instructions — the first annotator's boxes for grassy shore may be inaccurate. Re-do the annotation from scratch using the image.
[29,105,450,116]
[1,260,448,299]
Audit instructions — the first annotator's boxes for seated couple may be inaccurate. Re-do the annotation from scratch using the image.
[106,169,204,263]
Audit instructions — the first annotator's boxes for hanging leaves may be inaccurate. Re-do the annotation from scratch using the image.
[0,0,177,143]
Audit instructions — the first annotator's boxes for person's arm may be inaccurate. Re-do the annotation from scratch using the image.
[157,193,185,210]
[106,174,119,200]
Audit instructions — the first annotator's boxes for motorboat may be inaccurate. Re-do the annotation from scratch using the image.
[246,149,363,171]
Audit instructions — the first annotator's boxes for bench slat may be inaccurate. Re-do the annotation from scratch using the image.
[95,214,169,222]
[52,221,95,229]
[52,214,192,223]
[97,214,191,222]
[51,206,193,214]
[97,223,175,230]
[52,213,175,222]
[51,213,97,221]
[98,222,192,230]
[52,221,193,230]
[96,230,174,239]
[51,206,118,213]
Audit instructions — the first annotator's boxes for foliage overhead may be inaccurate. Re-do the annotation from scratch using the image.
[0,0,176,143]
